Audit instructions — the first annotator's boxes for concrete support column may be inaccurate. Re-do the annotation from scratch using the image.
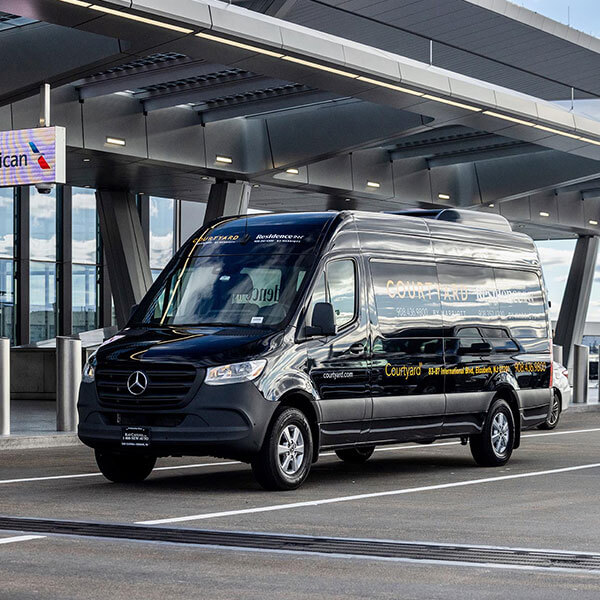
[96,190,153,328]
[554,235,599,367]
[203,180,251,225]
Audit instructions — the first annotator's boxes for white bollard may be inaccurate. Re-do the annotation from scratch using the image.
[572,344,589,405]
[56,337,82,432]
[0,338,9,436]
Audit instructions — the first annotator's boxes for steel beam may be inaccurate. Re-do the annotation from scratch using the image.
[141,76,289,112]
[554,235,599,367]
[198,90,338,123]
[427,144,548,168]
[96,190,153,329]
[77,60,226,100]
[204,181,251,225]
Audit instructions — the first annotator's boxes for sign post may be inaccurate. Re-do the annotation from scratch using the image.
[0,126,66,188]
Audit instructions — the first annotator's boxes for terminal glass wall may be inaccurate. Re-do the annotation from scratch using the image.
[29,187,57,343]
[72,187,98,334]
[0,187,14,342]
[150,196,175,280]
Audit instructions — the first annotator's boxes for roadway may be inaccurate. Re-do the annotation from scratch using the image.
[1,411,600,599]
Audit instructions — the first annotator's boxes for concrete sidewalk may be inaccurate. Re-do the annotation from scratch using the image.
[0,401,80,450]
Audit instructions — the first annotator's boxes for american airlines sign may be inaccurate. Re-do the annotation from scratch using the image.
[0,127,66,187]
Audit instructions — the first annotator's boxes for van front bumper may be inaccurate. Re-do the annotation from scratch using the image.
[77,379,277,460]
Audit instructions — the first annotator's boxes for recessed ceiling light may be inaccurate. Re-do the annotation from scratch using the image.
[82,158,91,162]
[356,76,423,97]
[589,219,599,225]
[105,136,126,147]
[285,168,299,175]
[215,155,233,164]
[539,211,550,217]
[367,181,380,189]
[282,55,358,79]
[201,176,210,180]
[438,193,450,200]
[195,32,284,58]
[422,94,481,112]
[252,184,261,188]
[483,111,535,127]
[489,203,495,207]
[57,0,91,6]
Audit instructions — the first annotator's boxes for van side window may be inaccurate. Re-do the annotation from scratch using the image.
[326,260,356,328]
[370,260,442,337]
[481,327,519,352]
[493,269,547,344]
[305,271,326,328]
[437,264,498,328]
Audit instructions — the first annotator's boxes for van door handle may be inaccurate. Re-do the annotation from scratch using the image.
[348,343,365,355]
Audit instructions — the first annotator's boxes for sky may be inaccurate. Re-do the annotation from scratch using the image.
[515,0,600,37]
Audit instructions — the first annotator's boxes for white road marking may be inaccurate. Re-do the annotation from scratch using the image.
[137,462,600,525]
[0,535,45,545]
[0,426,598,487]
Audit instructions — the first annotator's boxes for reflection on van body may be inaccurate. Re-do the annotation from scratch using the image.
[78,210,552,490]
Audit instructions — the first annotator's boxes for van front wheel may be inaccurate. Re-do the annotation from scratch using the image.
[252,407,313,491]
[470,399,515,467]
[95,450,156,483]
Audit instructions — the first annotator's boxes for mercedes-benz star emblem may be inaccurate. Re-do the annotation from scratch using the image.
[127,371,148,396]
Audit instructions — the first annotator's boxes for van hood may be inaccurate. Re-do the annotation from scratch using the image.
[95,326,278,368]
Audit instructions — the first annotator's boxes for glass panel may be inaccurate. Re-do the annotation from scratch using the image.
[30,186,56,261]
[0,259,14,342]
[305,271,326,328]
[149,196,174,270]
[72,187,97,264]
[437,264,499,328]
[136,253,311,328]
[72,264,97,334]
[370,260,442,337]
[326,260,356,328]
[0,188,13,258]
[493,269,547,340]
[30,261,56,342]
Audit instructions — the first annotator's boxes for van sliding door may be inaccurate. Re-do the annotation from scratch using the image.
[367,259,445,443]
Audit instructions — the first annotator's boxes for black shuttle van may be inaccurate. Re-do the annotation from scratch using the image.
[78,209,553,490]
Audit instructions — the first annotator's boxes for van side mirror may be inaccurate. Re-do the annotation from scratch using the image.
[305,302,336,337]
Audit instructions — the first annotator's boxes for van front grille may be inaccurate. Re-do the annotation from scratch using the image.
[96,363,199,410]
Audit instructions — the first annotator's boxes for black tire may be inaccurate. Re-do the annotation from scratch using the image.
[537,390,561,430]
[251,407,313,491]
[470,398,515,467]
[95,450,156,483]
[335,446,375,463]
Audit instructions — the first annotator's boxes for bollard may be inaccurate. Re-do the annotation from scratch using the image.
[0,338,9,436]
[572,344,589,404]
[553,344,563,366]
[56,337,82,432]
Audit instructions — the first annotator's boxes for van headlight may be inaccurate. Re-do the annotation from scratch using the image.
[82,353,97,383]
[205,360,266,386]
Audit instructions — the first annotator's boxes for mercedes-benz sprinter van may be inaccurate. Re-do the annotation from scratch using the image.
[78,209,552,490]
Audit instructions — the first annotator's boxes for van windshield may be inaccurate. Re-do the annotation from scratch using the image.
[134,253,313,328]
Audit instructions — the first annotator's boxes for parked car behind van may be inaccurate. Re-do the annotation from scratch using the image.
[78,209,553,490]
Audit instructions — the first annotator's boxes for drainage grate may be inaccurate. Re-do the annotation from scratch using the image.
[1,516,600,573]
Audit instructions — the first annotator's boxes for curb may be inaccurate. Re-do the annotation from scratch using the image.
[567,403,600,413]
[0,434,82,450]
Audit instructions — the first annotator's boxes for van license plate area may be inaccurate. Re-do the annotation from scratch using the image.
[121,426,151,448]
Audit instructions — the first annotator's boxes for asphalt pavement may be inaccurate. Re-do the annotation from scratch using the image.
[1,411,600,599]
